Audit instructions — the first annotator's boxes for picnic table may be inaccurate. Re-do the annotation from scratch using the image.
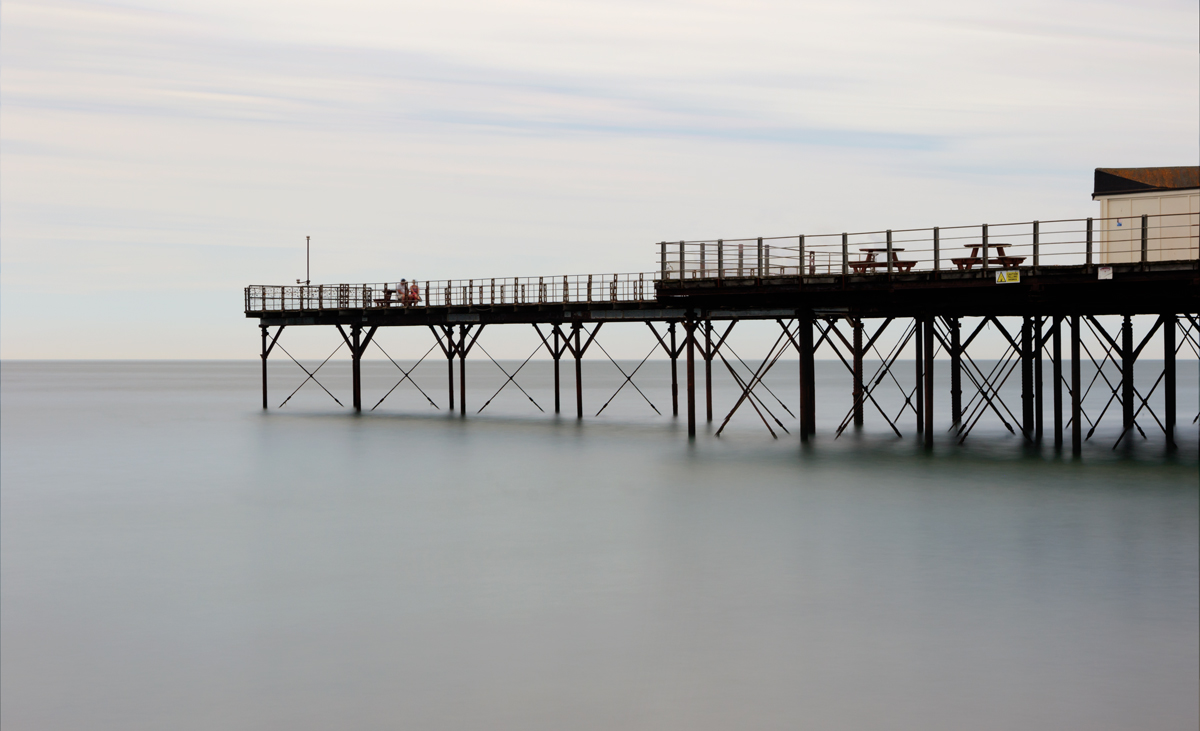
[849,247,918,273]
[951,243,1025,270]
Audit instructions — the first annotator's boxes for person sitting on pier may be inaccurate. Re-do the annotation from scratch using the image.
[398,279,409,305]
[408,281,421,305]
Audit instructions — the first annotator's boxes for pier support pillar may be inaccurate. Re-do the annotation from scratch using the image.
[459,324,469,416]
[1021,316,1033,440]
[915,317,924,434]
[670,322,679,417]
[351,324,363,412]
[949,317,962,429]
[261,326,269,410]
[1071,314,1082,456]
[445,327,455,412]
[1034,316,1044,443]
[573,322,584,419]
[923,315,934,448]
[1164,314,1176,450]
[1052,316,1063,450]
[686,319,696,438]
[705,320,713,423]
[553,326,561,414]
[852,318,864,428]
[259,325,284,410]
[799,313,816,440]
[1121,314,1134,438]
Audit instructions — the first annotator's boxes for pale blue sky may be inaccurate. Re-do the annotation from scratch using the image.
[2,0,1196,358]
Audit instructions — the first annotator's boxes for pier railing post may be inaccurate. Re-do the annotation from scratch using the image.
[1085,218,1093,271]
[1163,314,1176,450]
[933,227,940,273]
[679,241,686,280]
[981,223,989,273]
[717,240,724,282]
[1071,314,1081,456]
[887,230,894,278]
[841,234,848,277]
[1032,220,1040,272]
[1140,214,1148,267]
[798,235,805,277]
[660,242,667,280]
[757,237,763,278]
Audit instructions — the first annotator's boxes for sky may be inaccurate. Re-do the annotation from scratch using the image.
[1,0,1197,359]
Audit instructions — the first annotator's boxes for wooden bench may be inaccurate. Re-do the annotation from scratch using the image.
[849,259,918,273]
[951,256,1026,270]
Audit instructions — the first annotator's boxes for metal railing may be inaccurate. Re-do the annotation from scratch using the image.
[658,213,1200,280]
[246,272,657,313]
[245,214,1199,313]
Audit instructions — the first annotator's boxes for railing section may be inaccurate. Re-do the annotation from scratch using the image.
[657,213,1200,280]
[246,272,657,313]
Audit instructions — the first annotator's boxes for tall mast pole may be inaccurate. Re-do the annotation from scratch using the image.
[306,235,311,285]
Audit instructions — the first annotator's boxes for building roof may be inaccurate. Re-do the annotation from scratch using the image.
[1093,166,1200,197]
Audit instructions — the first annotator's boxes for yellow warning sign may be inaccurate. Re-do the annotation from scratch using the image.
[995,270,1020,284]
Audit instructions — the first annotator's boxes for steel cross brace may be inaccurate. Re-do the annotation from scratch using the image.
[818,317,911,438]
[475,340,545,413]
[370,339,441,411]
[714,324,794,438]
[953,317,1024,442]
[275,339,345,408]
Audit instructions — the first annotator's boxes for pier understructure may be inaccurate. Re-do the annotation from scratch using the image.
[247,215,1199,454]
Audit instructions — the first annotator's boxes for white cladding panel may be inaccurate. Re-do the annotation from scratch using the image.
[1097,190,1200,263]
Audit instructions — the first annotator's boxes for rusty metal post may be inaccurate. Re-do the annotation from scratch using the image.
[1034,315,1044,442]
[705,320,713,422]
[1071,314,1081,456]
[459,324,468,416]
[1053,315,1063,449]
[260,325,269,409]
[1021,316,1033,440]
[670,321,679,417]
[446,328,455,413]
[1140,214,1148,267]
[949,317,962,428]
[799,313,815,440]
[351,323,362,412]
[686,319,696,437]
[573,322,583,419]
[1163,314,1176,450]
[915,316,924,433]
[1121,314,1133,437]
[553,326,561,414]
[852,319,864,428]
[981,223,989,273]
[923,315,934,448]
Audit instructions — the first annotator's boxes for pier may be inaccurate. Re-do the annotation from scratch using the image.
[246,214,1199,454]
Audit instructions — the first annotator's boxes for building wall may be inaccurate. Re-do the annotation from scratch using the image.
[1097,190,1199,263]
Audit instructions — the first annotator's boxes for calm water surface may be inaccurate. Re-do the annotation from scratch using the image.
[2,360,1197,730]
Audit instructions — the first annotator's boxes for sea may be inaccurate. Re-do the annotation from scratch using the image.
[2,359,1197,730]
